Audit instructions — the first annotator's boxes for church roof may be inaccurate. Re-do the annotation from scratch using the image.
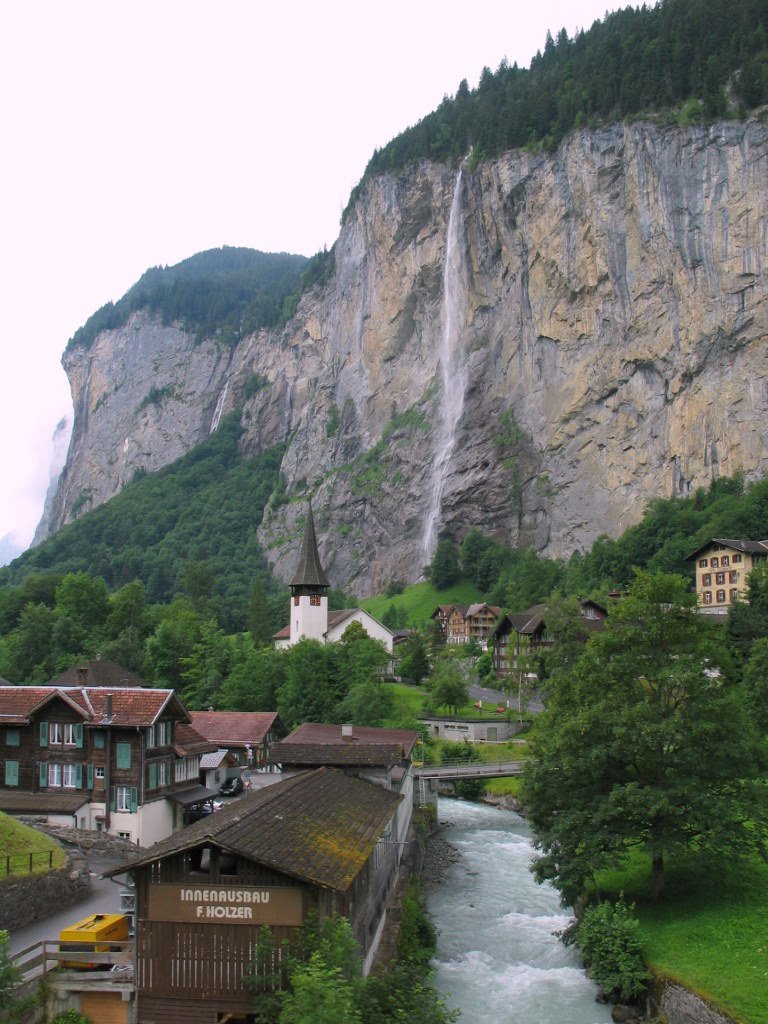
[290,506,330,588]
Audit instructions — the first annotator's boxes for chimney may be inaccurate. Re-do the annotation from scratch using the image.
[105,693,113,723]
[341,724,354,740]
[76,666,88,685]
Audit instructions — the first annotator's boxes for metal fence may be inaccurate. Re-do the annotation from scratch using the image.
[0,850,55,876]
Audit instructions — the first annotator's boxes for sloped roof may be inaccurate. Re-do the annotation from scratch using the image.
[269,741,405,767]
[465,604,502,619]
[0,791,89,814]
[106,767,401,893]
[290,506,330,588]
[273,608,395,643]
[285,722,419,758]
[0,685,184,728]
[199,749,230,770]
[687,537,768,560]
[49,660,148,689]
[189,711,280,746]
[173,723,219,757]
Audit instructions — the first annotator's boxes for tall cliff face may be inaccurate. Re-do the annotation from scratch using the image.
[47,120,768,595]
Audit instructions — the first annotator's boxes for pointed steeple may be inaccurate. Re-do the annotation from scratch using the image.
[290,505,330,590]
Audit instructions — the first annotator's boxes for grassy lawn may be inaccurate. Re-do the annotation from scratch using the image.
[0,812,65,878]
[484,777,523,797]
[361,579,483,627]
[596,851,768,1024]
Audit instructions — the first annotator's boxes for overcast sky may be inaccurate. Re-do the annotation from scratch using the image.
[0,0,618,555]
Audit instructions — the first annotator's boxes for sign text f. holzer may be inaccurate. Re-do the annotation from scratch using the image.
[147,884,304,926]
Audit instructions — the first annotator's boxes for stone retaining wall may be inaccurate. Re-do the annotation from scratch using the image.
[0,850,91,931]
[649,975,738,1024]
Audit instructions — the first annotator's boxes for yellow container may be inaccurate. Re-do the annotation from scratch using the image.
[59,913,129,969]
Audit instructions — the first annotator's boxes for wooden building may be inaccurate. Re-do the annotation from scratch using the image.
[431,603,502,649]
[492,599,608,676]
[687,537,768,612]
[189,710,285,770]
[0,666,218,844]
[106,767,402,1024]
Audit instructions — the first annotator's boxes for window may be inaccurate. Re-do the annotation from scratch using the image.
[698,558,708,567]
[159,761,168,786]
[117,831,132,841]
[63,764,77,788]
[147,725,156,748]
[4,760,18,786]
[703,591,712,604]
[95,766,105,781]
[64,723,80,747]
[5,729,19,747]
[716,590,726,603]
[716,572,725,585]
[730,571,739,583]
[702,574,711,586]
[93,731,105,750]
[310,594,321,606]
[733,554,742,564]
[116,786,131,812]
[48,763,62,787]
[721,555,729,566]
[730,589,739,603]
[711,557,719,568]
[49,723,62,745]
[293,595,299,606]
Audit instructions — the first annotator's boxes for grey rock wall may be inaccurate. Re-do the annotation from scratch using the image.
[0,850,91,931]
[42,120,768,595]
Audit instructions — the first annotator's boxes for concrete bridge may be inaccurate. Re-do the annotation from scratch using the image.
[414,760,525,781]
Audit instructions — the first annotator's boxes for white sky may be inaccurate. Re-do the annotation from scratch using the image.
[0,0,617,551]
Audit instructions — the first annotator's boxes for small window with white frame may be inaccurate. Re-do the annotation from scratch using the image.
[49,723,62,745]
[64,723,78,746]
[116,786,131,812]
[63,764,77,788]
[147,724,156,748]
[48,763,62,787]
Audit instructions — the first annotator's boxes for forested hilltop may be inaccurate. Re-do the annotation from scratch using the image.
[66,246,338,351]
[347,0,768,212]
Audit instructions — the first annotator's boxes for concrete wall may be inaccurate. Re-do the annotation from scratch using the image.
[0,850,91,931]
[421,717,527,742]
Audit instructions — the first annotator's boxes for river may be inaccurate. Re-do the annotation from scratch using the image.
[427,798,614,1024]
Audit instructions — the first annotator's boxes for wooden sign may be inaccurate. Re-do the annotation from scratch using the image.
[147,884,304,926]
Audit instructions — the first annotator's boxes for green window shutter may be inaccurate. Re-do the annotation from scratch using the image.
[130,787,138,814]
[94,731,105,750]
[6,729,19,747]
[39,722,48,748]
[5,761,18,786]
[116,742,131,769]
[39,762,48,788]
[75,724,84,749]
[75,764,83,789]
[149,763,157,790]
[87,764,94,789]
[110,786,116,812]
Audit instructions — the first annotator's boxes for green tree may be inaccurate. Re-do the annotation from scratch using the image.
[742,636,768,731]
[398,632,430,686]
[248,579,274,646]
[277,640,339,730]
[427,658,469,715]
[429,540,461,589]
[220,643,287,712]
[0,929,41,1023]
[524,570,767,904]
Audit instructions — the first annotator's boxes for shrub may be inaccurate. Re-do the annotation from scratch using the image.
[575,897,649,1002]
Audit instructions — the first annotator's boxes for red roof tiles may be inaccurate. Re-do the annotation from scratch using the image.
[285,722,419,758]
[189,711,280,746]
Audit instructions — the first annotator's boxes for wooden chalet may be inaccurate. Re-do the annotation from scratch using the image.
[492,598,608,676]
[106,767,402,1023]
[189,710,285,770]
[0,661,219,844]
[431,603,502,649]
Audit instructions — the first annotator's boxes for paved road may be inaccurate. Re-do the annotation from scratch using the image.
[467,682,544,715]
[8,853,129,956]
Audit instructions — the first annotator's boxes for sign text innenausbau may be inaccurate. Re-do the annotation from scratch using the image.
[147,884,304,926]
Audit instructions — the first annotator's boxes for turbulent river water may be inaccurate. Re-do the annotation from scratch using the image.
[427,798,614,1024]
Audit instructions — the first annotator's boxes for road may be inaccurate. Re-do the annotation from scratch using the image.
[7,852,129,956]
[467,682,544,715]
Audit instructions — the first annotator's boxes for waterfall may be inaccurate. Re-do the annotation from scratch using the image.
[209,379,230,434]
[421,168,469,562]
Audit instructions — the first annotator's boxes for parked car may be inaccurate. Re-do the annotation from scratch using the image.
[186,801,214,823]
[219,776,244,797]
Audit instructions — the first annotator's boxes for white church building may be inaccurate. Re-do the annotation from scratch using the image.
[273,507,395,653]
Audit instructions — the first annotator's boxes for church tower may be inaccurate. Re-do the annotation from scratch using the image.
[288,505,329,644]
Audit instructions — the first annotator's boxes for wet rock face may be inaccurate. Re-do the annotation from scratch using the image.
[45,121,768,595]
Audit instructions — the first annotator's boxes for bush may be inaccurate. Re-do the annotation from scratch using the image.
[575,898,649,1002]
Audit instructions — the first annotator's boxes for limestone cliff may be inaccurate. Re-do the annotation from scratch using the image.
[45,120,768,595]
